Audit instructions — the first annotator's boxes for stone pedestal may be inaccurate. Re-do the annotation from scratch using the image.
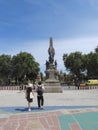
[45,68,62,93]
[44,79,62,93]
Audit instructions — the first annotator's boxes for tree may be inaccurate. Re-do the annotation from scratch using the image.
[63,52,84,79]
[11,52,40,84]
[63,49,98,81]
[95,45,98,53]
[0,54,12,85]
[86,52,98,79]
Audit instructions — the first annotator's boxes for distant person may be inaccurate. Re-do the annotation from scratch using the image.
[19,84,23,91]
[36,81,45,109]
[25,83,34,111]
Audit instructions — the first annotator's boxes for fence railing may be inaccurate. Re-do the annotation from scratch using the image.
[0,85,98,90]
[62,85,98,90]
[0,86,26,90]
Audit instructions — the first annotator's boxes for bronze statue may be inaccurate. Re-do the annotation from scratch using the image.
[46,60,49,69]
[48,37,55,64]
[55,60,57,69]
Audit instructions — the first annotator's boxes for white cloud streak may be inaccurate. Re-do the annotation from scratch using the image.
[1,37,97,74]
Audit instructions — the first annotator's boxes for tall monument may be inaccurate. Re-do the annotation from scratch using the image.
[44,37,62,93]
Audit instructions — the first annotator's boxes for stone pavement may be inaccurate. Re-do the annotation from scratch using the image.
[0,89,98,130]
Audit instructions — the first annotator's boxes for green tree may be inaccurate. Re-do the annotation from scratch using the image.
[63,50,98,81]
[63,51,89,84]
[95,45,98,53]
[11,52,40,84]
[63,52,84,78]
[0,54,12,85]
[86,52,98,79]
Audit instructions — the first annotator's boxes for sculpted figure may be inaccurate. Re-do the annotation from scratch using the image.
[55,60,57,69]
[46,60,49,69]
[48,37,55,64]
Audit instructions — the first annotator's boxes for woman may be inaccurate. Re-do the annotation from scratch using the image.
[25,83,34,111]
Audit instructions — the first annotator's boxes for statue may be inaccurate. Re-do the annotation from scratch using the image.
[48,37,55,64]
[55,60,57,69]
[45,37,62,93]
[46,60,49,69]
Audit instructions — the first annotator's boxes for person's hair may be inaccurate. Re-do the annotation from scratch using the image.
[27,87,32,93]
[38,81,42,85]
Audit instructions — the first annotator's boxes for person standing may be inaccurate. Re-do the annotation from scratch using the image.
[36,81,45,109]
[25,83,34,111]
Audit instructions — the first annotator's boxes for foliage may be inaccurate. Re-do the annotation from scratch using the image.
[0,52,40,85]
[0,54,12,85]
[95,46,98,53]
[11,52,40,84]
[63,52,84,78]
[86,52,98,79]
[63,49,98,83]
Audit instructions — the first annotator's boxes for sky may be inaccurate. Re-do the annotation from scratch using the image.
[0,0,98,74]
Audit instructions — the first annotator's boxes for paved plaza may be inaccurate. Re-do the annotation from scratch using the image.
[0,89,98,130]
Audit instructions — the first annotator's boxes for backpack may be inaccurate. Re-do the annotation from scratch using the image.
[37,86,43,96]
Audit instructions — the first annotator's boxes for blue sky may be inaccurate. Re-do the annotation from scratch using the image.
[0,0,98,74]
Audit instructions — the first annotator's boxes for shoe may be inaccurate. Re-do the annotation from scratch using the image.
[28,108,31,111]
[41,106,44,109]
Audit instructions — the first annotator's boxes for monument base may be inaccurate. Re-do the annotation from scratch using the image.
[44,79,62,93]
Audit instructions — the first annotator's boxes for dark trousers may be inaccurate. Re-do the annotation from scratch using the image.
[37,95,44,108]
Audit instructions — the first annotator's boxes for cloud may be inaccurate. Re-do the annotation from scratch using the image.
[88,0,98,6]
[13,37,98,73]
[52,37,98,73]
[0,37,98,74]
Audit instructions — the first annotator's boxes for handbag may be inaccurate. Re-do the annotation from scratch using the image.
[30,92,34,99]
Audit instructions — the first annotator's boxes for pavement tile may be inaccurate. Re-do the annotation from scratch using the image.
[70,123,81,130]
[0,89,98,130]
